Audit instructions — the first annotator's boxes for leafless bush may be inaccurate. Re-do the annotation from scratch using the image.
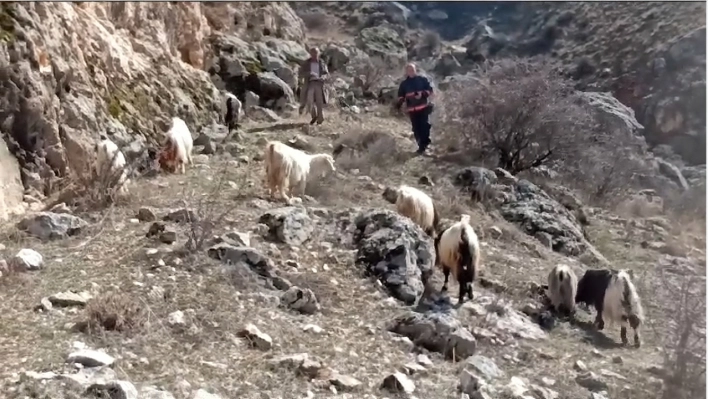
[652,271,707,399]
[438,58,597,175]
[418,30,442,57]
[50,151,132,212]
[183,164,240,253]
[351,56,389,93]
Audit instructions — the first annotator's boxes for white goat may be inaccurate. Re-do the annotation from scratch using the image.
[547,264,578,316]
[434,214,481,304]
[95,138,129,194]
[264,140,336,204]
[575,269,645,348]
[159,117,194,174]
[382,185,439,237]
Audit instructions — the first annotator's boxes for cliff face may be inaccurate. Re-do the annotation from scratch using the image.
[0,1,306,220]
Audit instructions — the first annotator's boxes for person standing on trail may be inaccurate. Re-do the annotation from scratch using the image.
[396,63,434,155]
[298,47,329,125]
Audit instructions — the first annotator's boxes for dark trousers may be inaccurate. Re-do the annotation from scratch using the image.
[409,106,432,151]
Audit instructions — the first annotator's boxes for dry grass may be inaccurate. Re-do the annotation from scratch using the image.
[0,110,702,399]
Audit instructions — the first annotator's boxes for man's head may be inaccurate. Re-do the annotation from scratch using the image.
[309,47,320,60]
[405,63,417,78]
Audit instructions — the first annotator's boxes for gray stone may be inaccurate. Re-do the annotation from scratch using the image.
[352,209,434,305]
[258,207,314,246]
[17,212,88,240]
[66,349,115,368]
[191,389,222,399]
[280,286,321,315]
[87,380,138,399]
[389,312,476,360]
[330,373,362,392]
[466,355,504,380]
[238,323,273,350]
[381,372,415,394]
[48,291,92,307]
[163,208,197,224]
[137,207,157,222]
[140,386,176,399]
[207,243,275,279]
[9,248,44,271]
[575,372,609,392]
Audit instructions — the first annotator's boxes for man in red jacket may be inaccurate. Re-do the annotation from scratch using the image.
[396,63,434,155]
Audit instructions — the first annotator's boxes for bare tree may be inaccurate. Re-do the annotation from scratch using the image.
[438,58,596,174]
[351,56,389,94]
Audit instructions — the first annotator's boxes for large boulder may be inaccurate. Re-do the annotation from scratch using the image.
[258,207,314,246]
[351,209,434,305]
[498,179,606,263]
[17,212,88,241]
[355,26,407,67]
[0,139,25,221]
[389,311,477,360]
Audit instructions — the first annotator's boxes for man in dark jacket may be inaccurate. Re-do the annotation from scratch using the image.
[396,63,434,154]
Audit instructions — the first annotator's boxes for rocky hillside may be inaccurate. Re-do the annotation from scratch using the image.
[307,1,707,166]
[0,2,308,220]
[0,2,705,399]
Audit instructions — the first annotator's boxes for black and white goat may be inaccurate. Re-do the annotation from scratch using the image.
[575,269,645,348]
[434,214,481,304]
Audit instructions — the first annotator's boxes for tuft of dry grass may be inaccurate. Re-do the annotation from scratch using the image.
[83,292,147,334]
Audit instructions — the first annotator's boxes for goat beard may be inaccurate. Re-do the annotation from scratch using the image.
[158,142,179,173]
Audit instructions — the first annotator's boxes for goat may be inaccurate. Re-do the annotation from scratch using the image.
[94,137,129,193]
[264,140,336,204]
[547,264,578,317]
[382,185,439,237]
[225,92,243,132]
[158,117,193,174]
[575,269,645,348]
[434,214,481,304]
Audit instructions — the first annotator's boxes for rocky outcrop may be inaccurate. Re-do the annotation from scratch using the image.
[0,138,24,221]
[0,2,310,203]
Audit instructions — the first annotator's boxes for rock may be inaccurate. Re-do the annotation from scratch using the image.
[211,231,251,247]
[329,373,362,392]
[453,166,498,199]
[137,207,157,222]
[612,356,623,364]
[49,202,71,214]
[66,349,115,368]
[655,158,689,191]
[459,370,484,395]
[159,231,177,245]
[0,139,24,222]
[163,208,197,224]
[140,386,177,399]
[466,355,504,380]
[191,389,222,399]
[575,372,609,392]
[589,392,610,399]
[87,380,138,399]
[303,324,323,334]
[390,312,476,360]
[434,52,463,76]
[530,384,559,399]
[238,323,273,350]
[249,105,281,122]
[207,243,275,279]
[270,353,310,369]
[352,209,434,305]
[9,248,44,271]
[498,180,606,262]
[257,71,295,109]
[574,360,588,372]
[244,91,260,110]
[381,372,415,394]
[48,291,92,307]
[356,26,406,67]
[416,354,433,367]
[402,362,426,375]
[323,44,352,71]
[17,212,88,240]
[59,366,118,388]
[258,207,314,246]
[167,310,187,327]
[502,376,530,398]
[280,286,321,315]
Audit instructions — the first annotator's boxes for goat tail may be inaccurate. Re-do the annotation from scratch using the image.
[458,225,478,285]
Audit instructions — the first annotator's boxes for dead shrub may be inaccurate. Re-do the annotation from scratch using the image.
[351,56,389,93]
[438,58,597,175]
[83,292,146,334]
[418,30,442,57]
[651,271,707,399]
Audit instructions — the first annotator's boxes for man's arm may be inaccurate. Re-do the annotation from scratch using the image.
[396,81,407,107]
[421,76,433,99]
[320,60,329,77]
